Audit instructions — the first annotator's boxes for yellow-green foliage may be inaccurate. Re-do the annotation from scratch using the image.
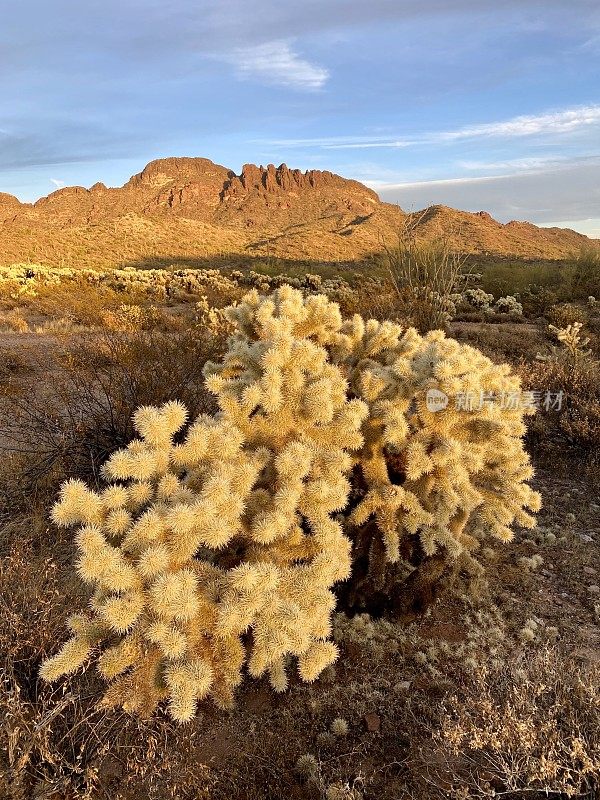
[41,285,540,720]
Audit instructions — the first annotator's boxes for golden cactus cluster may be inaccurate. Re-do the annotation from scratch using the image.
[327,312,541,564]
[41,285,540,720]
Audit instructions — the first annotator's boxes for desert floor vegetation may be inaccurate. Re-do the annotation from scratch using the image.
[0,257,599,800]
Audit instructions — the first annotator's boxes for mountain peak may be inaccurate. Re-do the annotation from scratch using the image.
[0,156,597,267]
[126,157,233,189]
[0,192,22,206]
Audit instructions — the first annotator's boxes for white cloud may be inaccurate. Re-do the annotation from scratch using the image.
[440,105,600,140]
[223,40,329,90]
[456,155,587,172]
[264,104,600,148]
[373,160,600,227]
[49,178,65,188]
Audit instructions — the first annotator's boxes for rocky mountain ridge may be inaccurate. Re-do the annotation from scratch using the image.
[0,157,596,268]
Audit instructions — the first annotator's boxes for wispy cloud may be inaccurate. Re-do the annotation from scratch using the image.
[374,160,600,227]
[222,40,329,91]
[49,178,65,188]
[264,104,600,148]
[440,105,600,140]
[456,154,589,172]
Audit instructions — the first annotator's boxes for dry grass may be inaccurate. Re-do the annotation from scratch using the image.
[523,350,600,463]
[0,326,220,512]
[410,647,599,799]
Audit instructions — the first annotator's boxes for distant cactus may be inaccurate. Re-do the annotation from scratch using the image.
[463,288,494,311]
[41,286,540,719]
[495,295,523,315]
[548,321,591,359]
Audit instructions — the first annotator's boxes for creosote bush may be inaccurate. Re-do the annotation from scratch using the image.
[41,286,540,721]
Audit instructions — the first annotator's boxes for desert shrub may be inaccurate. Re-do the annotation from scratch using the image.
[452,323,545,364]
[479,260,565,299]
[0,310,29,332]
[383,215,467,330]
[519,284,560,318]
[570,247,600,300]
[331,277,401,323]
[524,323,600,459]
[546,302,587,329]
[0,327,220,512]
[100,304,183,333]
[21,283,136,328]
[41,286,540,720]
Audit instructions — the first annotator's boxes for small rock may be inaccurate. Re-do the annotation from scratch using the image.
[590,503,600,512]
[398,681,411,691]
[587,585,600,595]
[583,566,597,576]
[364,712,381,732]
[566,513,576,522]
[579,534,594,543]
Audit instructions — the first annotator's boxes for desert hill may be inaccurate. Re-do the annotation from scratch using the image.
[0,157,596,268]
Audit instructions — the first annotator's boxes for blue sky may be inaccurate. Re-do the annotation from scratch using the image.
[1,0,600,235]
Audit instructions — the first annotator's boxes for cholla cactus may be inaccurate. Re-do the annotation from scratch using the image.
[548,322,591,358]
[463,288,494,311]
[587,296,596,308]
[495,295,523,315]
[41,292,369,720]
[41,285,540,718]
[194,296,234,337]
[325,304,540,614]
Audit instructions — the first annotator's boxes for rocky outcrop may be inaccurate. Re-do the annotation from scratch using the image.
[221,162,379,202]
[126,157,232,190]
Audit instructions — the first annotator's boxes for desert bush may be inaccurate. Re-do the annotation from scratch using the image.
[452,323,545,364]
[479,260,565,300]
[570,247,600,300]
[0,326,220,512]
[524,323,600,459]
[546,302,588,329]
[100,303,183,333]
[0,310,29,332]
[41,286,540,720]
[520,284,560,318]
[21,283,137,328]
[383,215,467,330]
